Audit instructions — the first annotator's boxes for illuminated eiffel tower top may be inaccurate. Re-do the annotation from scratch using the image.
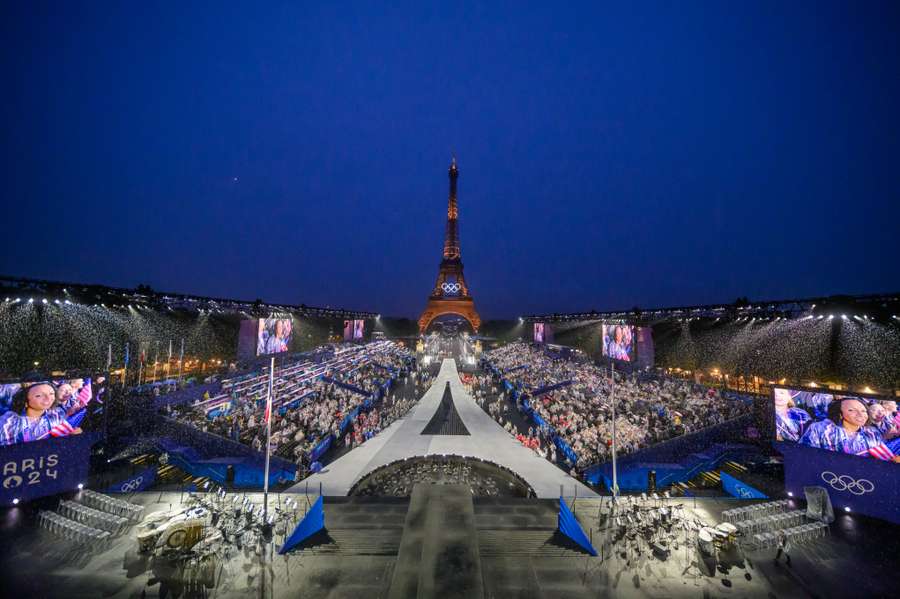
[443,156,461,262]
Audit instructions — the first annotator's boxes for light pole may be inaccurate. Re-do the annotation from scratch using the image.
[610,362,618,504]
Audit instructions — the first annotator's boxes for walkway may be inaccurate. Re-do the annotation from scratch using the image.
[289,358,596,498]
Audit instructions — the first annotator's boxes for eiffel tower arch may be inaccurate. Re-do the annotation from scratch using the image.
[418,158,482,333]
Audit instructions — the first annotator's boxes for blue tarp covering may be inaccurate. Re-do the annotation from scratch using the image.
[558,497,597,556]
[720,470,768,499]
[279,495,325,554]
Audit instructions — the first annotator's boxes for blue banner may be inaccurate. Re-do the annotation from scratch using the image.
[310,435,334,462]
[558,496,597,555]
[0,434,94,506]
[778,441,900,524]
[280,495,325,554]
[106,466,157,494]
[720,470,767,499]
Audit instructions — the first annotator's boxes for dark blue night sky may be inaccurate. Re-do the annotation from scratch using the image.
[3,2,899,318]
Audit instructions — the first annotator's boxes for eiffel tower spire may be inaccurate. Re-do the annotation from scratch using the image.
[443,157,460,260]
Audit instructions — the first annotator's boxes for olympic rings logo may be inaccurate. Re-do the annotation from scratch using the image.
[120,476,144,492]
[820,471,874,495]
[441,282,461,294]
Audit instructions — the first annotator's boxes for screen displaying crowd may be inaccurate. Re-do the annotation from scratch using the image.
[602,324,634,362]
[343,319,366,341]
[0,376,106,446]
[774,387,900,463]
[257,317,292,355]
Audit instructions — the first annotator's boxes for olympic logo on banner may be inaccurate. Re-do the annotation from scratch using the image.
[441,282,461,294]
[735,485,755,499]
[119,476,144,492]
[821,471,874,495]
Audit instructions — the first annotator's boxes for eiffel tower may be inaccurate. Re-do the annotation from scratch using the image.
[418,158,482,333]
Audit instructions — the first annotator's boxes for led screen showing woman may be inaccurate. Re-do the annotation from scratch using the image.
[601,324,634,362]
[773,386,900,463]
[257,317,292,355]
[0,376,106,446]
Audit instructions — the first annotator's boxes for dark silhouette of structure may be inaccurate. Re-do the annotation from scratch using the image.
[418,158,482,333]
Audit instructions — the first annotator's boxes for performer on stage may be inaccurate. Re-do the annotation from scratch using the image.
[774,529,792,567]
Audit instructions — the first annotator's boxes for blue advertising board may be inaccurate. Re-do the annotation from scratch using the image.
[0,434,95,506]
[777,441,899,524]
[720,470,768,499]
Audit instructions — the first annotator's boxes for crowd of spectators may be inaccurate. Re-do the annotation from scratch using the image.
[480,343,753,469]
[167,341,416,471]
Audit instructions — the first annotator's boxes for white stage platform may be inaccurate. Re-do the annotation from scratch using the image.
[289,358,596,498]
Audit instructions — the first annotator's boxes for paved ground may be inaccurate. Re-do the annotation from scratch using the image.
[4,490,896,598]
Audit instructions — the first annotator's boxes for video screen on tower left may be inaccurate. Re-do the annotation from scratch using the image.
[0,375,107,446]
[256,317,292,356]
[601,324,634,362]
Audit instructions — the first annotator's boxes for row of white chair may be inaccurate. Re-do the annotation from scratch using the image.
[38,510,110,549]
[59,500,129,534]
[80,489,144,520]
[750,521,829,549]
[722,499,791,523]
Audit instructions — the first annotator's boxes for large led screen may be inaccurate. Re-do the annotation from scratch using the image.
[0,376,106,446]
[774,387,899,463]
[601,324,634,362]
[257,317,292,355]
[343,320,354,342]
[353,319,365,340]
[533,322,545,344]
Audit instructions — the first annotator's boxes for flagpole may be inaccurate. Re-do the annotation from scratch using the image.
[122,342,130,390]
[178,338,184,383]
[137,343,143,386]
[263,356,275,521]
[166,339,172,380]
[152,340,159,382]
[610,361,618,504]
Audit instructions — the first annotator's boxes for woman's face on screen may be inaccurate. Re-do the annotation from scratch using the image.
[56,383,74,402]
[27,384,56,413]
[841,400,869,428]
[774,389,791,410]
[868,403,885,423]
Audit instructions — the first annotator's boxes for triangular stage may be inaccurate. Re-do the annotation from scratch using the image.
[421,382,470,435]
